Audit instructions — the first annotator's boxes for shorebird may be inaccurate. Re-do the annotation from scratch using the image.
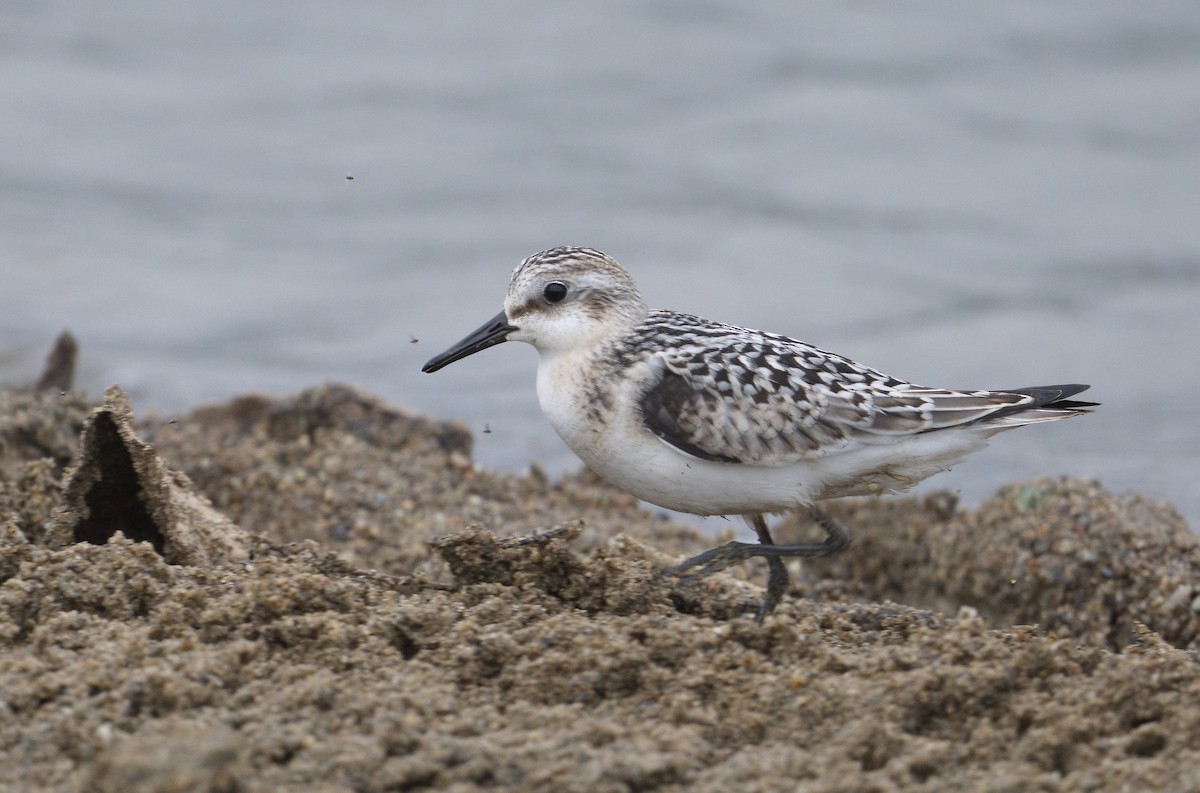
[422,247,1095,621]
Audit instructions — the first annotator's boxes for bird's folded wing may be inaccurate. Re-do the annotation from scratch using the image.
[638,347,1032,466]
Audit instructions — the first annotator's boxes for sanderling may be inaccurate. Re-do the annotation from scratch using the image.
[423,247,1096,621]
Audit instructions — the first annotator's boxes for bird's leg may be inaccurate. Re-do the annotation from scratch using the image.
[664,507,853,622]
[750,514,790,623]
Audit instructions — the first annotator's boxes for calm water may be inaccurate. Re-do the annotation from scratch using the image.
[3,2,1198,528]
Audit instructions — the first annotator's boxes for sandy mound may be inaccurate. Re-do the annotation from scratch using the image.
[1,380,1198,792]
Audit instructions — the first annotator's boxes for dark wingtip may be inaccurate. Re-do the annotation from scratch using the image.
[997,384,1097,414]
[1047,399,1100,410]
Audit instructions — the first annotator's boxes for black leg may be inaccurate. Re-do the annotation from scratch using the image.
[751,515,790,623]
[664,507,852,622]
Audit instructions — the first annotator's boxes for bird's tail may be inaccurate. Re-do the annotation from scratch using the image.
[982,384,1097,429]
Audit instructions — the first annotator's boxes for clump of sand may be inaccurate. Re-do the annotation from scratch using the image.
[1,378,1198,793]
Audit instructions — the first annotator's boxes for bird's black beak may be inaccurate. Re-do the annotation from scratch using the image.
[422,310,517,373]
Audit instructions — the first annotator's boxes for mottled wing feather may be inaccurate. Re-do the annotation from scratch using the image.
[634,313,1062,466]
[871,389,1030,432]
[639,372,743,463]
[641,358,852,463]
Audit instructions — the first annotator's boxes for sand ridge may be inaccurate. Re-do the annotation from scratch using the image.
[1,381,1198,792]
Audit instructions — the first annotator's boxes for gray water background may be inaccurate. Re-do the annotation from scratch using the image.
[3,2,1198,530]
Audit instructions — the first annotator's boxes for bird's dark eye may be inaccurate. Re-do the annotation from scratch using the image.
[543,282,568,303]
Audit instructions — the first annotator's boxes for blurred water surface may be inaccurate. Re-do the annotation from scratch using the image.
[3,2,1198,527]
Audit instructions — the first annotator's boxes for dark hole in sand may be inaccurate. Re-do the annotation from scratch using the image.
[73,412,165,555]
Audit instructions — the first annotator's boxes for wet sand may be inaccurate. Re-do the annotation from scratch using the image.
[2,381,1199,792]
